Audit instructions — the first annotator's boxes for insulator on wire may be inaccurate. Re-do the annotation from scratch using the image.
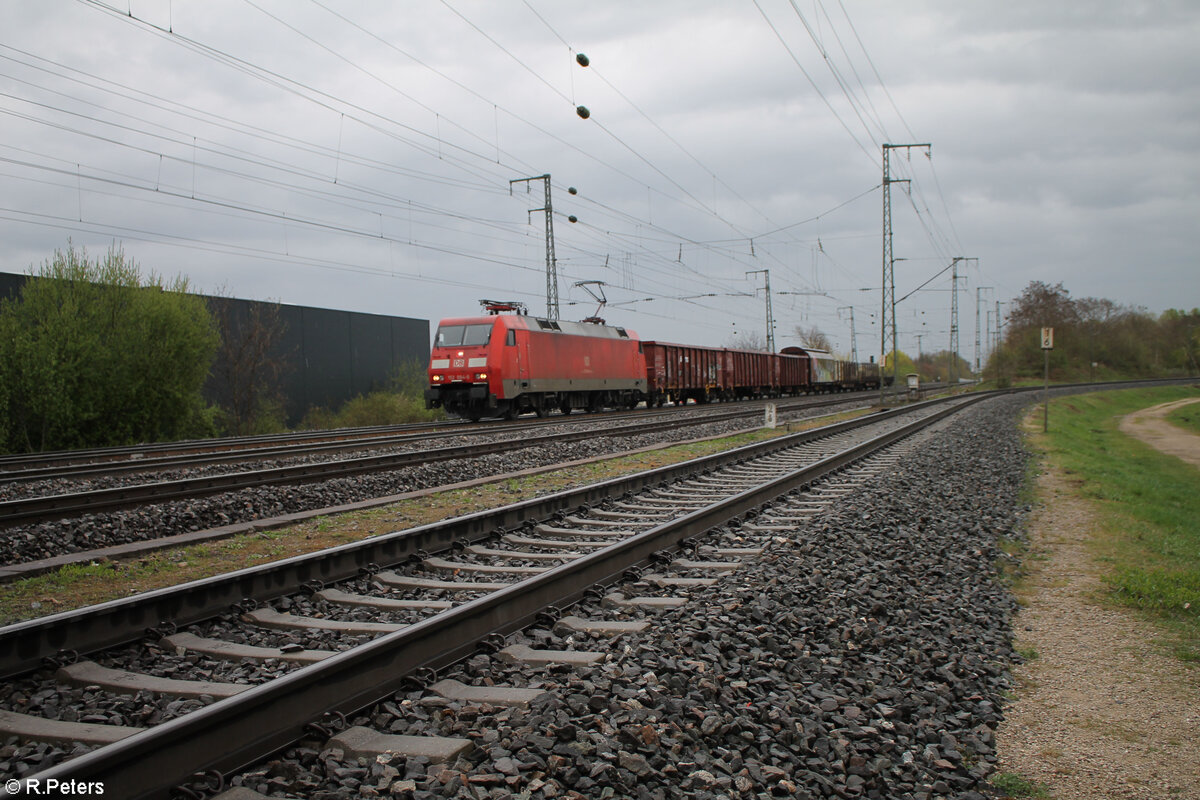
[576,105,590,119]
[568,215,578,223]
[568,186,578,195]
[576,53,590,67]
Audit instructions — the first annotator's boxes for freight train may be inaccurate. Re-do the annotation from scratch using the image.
[425,302,883,421]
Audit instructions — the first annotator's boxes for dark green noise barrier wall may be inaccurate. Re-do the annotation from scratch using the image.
[205,295,429,424]
[0,272,429,425]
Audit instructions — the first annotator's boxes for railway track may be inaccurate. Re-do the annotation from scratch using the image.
[0,393,879,528]
[0,393,979,798]
[0,391,903,482]
[0,419,470,475]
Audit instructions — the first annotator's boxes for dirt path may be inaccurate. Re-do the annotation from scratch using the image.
[1118,397,1200,468]
[995,404,1200,799]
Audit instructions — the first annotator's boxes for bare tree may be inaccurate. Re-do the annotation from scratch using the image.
[725,331,768,351]
[209,292,291,434]
[1008,281,1079,329]
[792,324,832,351]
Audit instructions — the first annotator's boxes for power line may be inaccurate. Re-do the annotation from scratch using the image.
[18,6,734,309]
[834,0,919,142]
[752,0,878,166]
[5,2,966,346]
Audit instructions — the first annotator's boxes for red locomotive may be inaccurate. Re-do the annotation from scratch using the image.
[424,301,645,421]
[426,303,884,420]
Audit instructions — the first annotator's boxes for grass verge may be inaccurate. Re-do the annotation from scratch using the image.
[1166,399,1200,435]
[0,408,869,625]
[991,771,1052,799]
[1030,383,1200,661]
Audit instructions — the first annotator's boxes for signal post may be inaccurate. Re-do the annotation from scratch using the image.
[1041,327,1053,432]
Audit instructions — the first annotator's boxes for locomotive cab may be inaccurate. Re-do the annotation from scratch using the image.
[424,315,506,421]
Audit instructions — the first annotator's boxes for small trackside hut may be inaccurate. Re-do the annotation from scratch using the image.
[425,301,646,421]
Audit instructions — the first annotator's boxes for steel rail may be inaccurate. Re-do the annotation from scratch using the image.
[6,392,984,800]
[0,394,957,679]
[0,419,469,472]
[0,391,817,474]
[0,391,882,483]
[0,394,839,484]
[0,426,486,484]
[0,394,874,526]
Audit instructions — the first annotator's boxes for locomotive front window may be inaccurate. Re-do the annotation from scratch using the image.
[435,324,492,347]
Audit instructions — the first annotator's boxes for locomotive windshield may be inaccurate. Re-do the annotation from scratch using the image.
[435,323,492,347]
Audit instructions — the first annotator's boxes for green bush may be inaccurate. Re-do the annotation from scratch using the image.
[388,359,431,397]
[332,391,410,428]
[300,390,442,430]
[214,397,289,437]
[0,244,219,452]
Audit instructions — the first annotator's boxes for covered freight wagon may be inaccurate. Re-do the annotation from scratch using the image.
[782,346,881,392]
[782,346,843,391]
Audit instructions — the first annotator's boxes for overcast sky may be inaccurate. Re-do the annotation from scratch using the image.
[1,1,1197,363]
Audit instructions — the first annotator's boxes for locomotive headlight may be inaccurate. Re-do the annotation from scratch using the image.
[432,375,443,382]
[475,372,488,380]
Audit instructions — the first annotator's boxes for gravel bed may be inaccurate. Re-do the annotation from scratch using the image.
[187,607,378,654]
[0,404,853,568]
[226,393,1031,799]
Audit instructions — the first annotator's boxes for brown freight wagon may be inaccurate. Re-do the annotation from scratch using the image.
[643,341,815,404]
[777,349,810,394]
[725,348,775,399]
[642,341,725,405]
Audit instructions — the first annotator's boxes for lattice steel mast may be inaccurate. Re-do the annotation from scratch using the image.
[746,269,775,352]
[949,258,961,385]
[975,285,992,376]
[880,143,930,402]
[510,174,559,320]
[838,306,858,362]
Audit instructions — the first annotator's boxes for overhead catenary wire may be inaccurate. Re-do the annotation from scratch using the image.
[72,0,792,306]
[521,0,782,235]
[3,1,967,348]
[757,0,964,276]
[752,0,878,167]
[11,7,696,303]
